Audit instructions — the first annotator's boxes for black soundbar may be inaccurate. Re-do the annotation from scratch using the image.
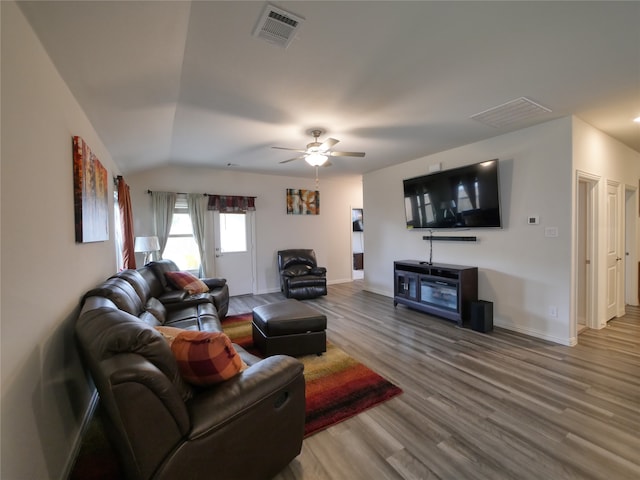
[422,235,477,242]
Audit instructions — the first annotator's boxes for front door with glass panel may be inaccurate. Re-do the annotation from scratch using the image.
[213,212,255,296]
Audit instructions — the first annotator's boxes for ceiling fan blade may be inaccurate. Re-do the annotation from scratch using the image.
[329,151,366,157]
[279,156,304,164]
[319,137,339,151]
[272,146,307,153]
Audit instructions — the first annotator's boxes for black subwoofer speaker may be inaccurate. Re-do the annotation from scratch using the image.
[471,300,493,333]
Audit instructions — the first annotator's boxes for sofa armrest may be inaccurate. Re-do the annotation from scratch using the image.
[99,354,192,480]
[155,355,305,480]
[310,267,327,276]
[104,354,191,434]
[202,277,227,289]
[187,355,304,438]
[157,290,187,304]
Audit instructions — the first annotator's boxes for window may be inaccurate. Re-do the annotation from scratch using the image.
[163,194,201,272]
[406,192,435,226]
[457,181,479,212]
[219,213,247,253]
[422,192,435,224]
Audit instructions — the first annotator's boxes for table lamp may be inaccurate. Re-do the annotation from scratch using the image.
[134,236,160,265]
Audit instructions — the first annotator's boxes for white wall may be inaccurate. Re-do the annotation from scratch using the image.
[126,166,363,293]
[572,117,640,324]
[1,2,122,479]
[363,118,576,345]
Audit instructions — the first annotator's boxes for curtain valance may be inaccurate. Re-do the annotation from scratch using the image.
[207,195,256,213]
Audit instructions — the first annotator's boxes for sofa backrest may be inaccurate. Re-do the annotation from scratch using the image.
[115,269,151,305]
[83,277,145,316]
[76,296,193,403]
[278,249,318,271]
[136,266,164,298]
[146,259,180,292]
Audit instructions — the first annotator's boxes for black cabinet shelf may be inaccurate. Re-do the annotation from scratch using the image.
[393,260,478,326]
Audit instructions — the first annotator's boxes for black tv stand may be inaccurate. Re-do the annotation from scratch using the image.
[393,260,478,326]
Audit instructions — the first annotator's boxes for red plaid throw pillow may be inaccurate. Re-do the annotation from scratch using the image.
[169,330,247,386]
[164,271,209,294]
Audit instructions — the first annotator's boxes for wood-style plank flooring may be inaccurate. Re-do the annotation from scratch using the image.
[228,281,640,480]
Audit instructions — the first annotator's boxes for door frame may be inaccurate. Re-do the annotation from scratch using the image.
[573,171,599,341]
[212,210,257,296]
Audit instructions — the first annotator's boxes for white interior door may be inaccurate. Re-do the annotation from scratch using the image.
[606,182,621,320]
[213,212,255,296]
[625,186,638,306]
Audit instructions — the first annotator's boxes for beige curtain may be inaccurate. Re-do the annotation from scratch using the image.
[151,191,177,259]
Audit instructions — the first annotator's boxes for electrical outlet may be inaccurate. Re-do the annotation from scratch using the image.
[548,306,558,318]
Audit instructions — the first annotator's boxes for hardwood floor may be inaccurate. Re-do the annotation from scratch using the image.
[228,282,640,480]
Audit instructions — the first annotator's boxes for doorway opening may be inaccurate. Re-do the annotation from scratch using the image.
[352,208,364,280]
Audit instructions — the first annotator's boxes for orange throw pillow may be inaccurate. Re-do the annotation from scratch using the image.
[169,330,247,386]
[164,271,209,294]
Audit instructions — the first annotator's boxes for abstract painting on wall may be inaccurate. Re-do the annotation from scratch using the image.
[286,188,320,215]
[73,136,109,242]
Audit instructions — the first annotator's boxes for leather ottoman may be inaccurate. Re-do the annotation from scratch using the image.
[252,299,327,357]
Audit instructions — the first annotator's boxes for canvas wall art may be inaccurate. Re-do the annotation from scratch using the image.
[73,136,109,242]
[286,188,320,215]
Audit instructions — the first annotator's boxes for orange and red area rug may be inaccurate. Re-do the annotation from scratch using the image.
[70,313,402,479]
[223,312,403,437]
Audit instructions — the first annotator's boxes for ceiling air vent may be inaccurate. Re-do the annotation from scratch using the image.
[253,4,304,49]
[470,97,552,128]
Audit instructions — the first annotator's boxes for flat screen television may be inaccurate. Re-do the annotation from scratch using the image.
[403,159,502,229]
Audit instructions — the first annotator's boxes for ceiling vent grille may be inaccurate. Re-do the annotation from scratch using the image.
[253,4,304,49]
[470,97,552,128]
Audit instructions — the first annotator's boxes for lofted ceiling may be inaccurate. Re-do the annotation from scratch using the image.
[17,1,640,178]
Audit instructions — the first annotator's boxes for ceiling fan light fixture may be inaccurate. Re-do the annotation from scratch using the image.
[305,152,328,166]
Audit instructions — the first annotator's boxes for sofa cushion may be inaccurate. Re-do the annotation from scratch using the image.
[145,297,166,324]
[139,311,162,327]
[165,271,209,295]
[164,303,221,332]
[165,330,247,386]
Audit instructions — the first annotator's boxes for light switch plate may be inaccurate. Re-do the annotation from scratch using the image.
[545,226,559,237]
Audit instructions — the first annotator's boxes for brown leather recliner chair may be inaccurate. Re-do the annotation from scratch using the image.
[277,249,327,300]
[76,278,305,480]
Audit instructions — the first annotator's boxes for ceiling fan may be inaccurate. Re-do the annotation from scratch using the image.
[273,129,365,167]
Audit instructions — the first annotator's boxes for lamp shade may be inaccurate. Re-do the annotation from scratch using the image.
[305,152,328,166]
[134,236,160,253]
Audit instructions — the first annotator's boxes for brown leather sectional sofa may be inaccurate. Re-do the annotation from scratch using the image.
[76,260,305,480]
